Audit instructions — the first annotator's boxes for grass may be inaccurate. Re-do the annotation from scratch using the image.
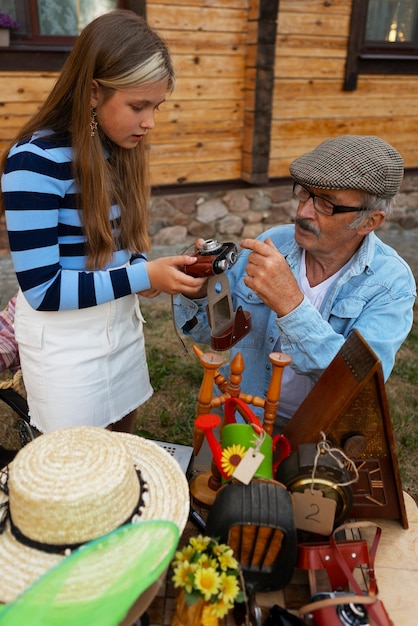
[385,307,418,501]
[133,301,204,445]
[135,344,202,444]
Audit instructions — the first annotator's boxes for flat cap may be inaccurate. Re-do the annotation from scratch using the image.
[289,135,404,199]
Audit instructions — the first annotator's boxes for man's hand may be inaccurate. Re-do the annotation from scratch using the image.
[240,238,303,316]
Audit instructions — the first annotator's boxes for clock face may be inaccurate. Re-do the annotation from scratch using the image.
[349,458,387,508]
[335,430,407,527]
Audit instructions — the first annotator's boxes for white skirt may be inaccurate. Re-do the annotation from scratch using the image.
[14,290,153,432]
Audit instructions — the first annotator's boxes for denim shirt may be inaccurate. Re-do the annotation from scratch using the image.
[174,225,416,418]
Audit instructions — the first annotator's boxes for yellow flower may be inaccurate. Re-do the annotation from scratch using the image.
[173,545,194,567]
[213,543,233,556]
[217,551,239,571]
[194,567,221,601]
[190,534,212,552]
[220,444,247,477]
[209,598,234,618]
[174,544,194,563]
[213,543,237,563]
[172,560,196,594]
[219,572,240,604]
[197,553,218,569]
[171,534,243,619]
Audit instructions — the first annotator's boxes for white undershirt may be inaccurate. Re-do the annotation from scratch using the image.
[274,250,349,419]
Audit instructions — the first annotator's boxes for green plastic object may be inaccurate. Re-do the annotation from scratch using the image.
[0,520,179,626]
[221,423,273,479]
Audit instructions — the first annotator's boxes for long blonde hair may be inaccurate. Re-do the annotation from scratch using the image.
[0,10,175,269]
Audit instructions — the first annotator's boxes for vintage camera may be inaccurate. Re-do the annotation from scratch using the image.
[309,592,369,626]
[184,239,238,277]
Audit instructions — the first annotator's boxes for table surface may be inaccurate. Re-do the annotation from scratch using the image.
[144,489,418,626]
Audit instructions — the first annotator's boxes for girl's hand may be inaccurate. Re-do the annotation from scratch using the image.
[146,255,207,295]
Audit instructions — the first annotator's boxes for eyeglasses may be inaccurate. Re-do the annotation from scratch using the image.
[292,182,364,216]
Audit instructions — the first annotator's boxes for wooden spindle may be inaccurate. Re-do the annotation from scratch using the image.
[263,352,292,436]
[193,347,224,454]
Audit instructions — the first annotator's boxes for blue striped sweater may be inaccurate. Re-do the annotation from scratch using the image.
[1,130,151,310]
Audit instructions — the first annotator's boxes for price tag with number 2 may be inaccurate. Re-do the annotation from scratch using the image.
[292,489,337,536]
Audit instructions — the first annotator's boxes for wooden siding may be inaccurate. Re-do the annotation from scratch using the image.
[0,0,417,187]
[0,74,57,146]
[146,0,248,185]
[270,0,418,177]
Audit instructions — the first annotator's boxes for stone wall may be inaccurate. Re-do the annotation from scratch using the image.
[1,173,417,254]
[150,173,418,249]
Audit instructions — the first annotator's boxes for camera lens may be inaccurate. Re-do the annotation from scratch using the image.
[201,239,221,253]
[337,602,369,626]
[226,250,238,266]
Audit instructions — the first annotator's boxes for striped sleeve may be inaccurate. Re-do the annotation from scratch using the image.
[2,134,151,311]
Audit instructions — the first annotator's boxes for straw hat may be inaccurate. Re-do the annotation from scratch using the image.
[0,426,190,603]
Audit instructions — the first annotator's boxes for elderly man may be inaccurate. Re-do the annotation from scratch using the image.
[175,135,416,430]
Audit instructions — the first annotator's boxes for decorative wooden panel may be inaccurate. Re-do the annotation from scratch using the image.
[283,330,408,529]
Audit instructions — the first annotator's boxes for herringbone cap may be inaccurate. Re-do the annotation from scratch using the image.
[290,135,404,198]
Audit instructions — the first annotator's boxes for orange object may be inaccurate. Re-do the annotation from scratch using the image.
[190,346,292,507]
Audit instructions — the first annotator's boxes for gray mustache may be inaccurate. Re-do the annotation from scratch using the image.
[295,217,320,236]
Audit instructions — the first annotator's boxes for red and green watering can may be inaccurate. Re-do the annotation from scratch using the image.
[195,397,291,481]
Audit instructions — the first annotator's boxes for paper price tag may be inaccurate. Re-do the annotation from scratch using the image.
[292,489,337,536]
[232,447,264,484]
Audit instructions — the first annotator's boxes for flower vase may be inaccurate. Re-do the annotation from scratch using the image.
[0,29,10,47]
[172,590,219,626]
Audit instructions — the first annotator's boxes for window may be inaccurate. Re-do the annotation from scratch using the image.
[0,0,145,71]
[345,0,418,90]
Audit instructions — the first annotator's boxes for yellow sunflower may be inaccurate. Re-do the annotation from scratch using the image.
[197,553,218,569]
[172,560,197,594]
[171,534,245,620]
[209,597,235,618]
[194,567,221,601]
[221,444,247,477]
[217,550,239,572]
[219,572,240,604]
[190,534,212,552]
[174,544,194,563]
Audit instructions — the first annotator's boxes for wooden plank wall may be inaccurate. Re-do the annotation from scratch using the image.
[0,74,57,154]
[1,0,418,187]
[270,0,418,178]
[0,0,250,188]
[146,0,248,186]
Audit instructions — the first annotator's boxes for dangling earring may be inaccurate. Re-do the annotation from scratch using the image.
[90,107,98,137]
